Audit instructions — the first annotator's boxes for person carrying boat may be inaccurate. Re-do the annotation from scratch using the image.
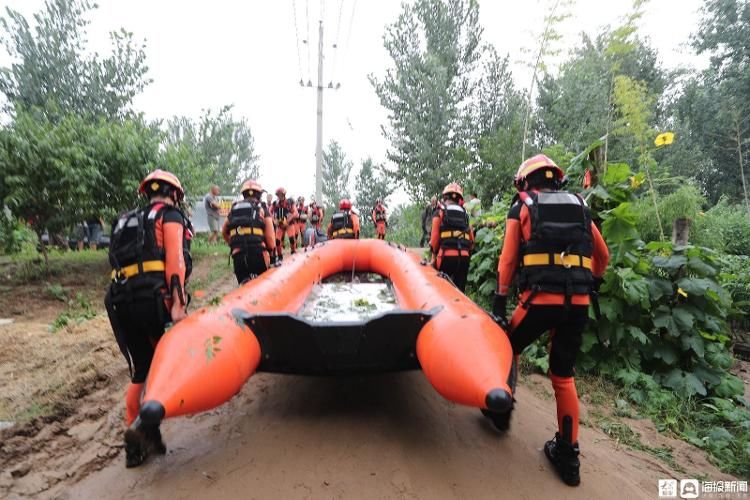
[430,183,474,291]
[327,198,360,239]
[221,180,277,283]
[371,199,388,240]
[104,169,192,468]
[296,196,308,246]
[272,187,298,260]
[491,154,610,487]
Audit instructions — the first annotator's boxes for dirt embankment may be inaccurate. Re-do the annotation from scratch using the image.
[0,249,741,499]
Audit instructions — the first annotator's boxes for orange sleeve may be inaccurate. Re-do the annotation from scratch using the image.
[264,209,276,251]
[497,218,521,296]
[221,218,231,245]
[429,214,441,254]
[591,222,610,277]
[353,214,360,238]
[163,221,187,307]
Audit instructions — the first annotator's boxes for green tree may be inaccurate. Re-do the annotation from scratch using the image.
[519,0,575,159]
[162,106,259,196]
[471,47,525,201]
[321,140,353,210]
[370,0,482,202]
[355,157,392,235]
[0,109,160,263]
[668,0,750,207]
[0,0,150,119]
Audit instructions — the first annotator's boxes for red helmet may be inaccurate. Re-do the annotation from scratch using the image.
[275,187,286,197]
[339,198,352,210]
[241,179,263,196]
[442,182,463,199]
[514,154,564,191]
[139,169,184,200]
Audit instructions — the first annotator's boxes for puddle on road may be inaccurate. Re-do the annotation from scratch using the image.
[298,273,398,322]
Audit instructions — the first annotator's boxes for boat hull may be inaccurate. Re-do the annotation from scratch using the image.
[140,240,514,424]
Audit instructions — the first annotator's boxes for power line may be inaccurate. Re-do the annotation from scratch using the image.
[305,0,312,84]
[337,0,358,77]
[329,0,345,82]
[292,0,304,84]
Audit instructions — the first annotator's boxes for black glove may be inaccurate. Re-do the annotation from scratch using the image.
[593,276,604,294]
[492,293,507,317]
[492,294,508,330]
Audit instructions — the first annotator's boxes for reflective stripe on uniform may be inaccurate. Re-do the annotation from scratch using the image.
[439,230,470,239]
[111,260,165,280]
[332,228,354,237]
[230,227,264,237]
[522,253,592,269]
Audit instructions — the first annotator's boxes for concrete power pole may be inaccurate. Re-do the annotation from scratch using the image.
[315,20,324,205]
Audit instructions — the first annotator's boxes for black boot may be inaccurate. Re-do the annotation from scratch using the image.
[544,432,580,486]
[124,426,149,468]
[481,407,513,431]
[145,425,167,455]
[124,419,166,468]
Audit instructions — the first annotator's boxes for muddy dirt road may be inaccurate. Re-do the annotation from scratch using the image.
[63,371,725,500]
[1,250,735,499]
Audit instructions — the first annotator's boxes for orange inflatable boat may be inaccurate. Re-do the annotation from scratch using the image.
[138,239,515,428]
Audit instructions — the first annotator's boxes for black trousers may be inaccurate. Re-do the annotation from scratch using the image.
[438,255,470,292]
[509,304,588,377]
[233,251,268,284]
[106,293,170,384]
[420,230,430,247]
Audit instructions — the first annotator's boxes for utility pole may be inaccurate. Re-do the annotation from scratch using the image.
[301,19,340,205]
[315,20,324,205]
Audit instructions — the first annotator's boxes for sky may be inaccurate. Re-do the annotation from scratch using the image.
[0,0,707,204]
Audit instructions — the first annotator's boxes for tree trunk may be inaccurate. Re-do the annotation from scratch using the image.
[588,143,605,187]
[672,218,690,246]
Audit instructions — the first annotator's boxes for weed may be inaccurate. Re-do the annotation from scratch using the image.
[45,283,67,302]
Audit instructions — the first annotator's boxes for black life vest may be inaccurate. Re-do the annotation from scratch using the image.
[309,205,320,223]
[227,199,266,253]
[438,204,471,251]
[108,202,192,293]
[516,190,593,296]
[374,206,386,222]
[297,204,308,222]
[273,200,293,224]
[331,210,354,239]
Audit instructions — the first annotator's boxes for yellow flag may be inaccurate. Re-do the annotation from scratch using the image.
[654,132,675,147]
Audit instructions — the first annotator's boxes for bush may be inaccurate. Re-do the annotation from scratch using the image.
[636,184,704,243]
[0,214,37,254]
[693,198,750,255]
[386,204,423,247]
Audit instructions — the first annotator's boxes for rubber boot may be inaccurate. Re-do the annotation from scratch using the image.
[124,418,166,468]
[543,416,580,486]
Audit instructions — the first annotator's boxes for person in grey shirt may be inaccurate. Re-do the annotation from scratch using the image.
[420,196,438,247]
[204,185,221,243]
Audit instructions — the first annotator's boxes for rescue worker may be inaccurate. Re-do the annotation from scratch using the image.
[491,154,609,487]
[296,196,308,246]
[221,180,276,283]
[430,183,474,291]
[272,187,298,260]
[327,198,360,239]
[309,198,324,231]
[104,169,192,468]
[371,198,387,240]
